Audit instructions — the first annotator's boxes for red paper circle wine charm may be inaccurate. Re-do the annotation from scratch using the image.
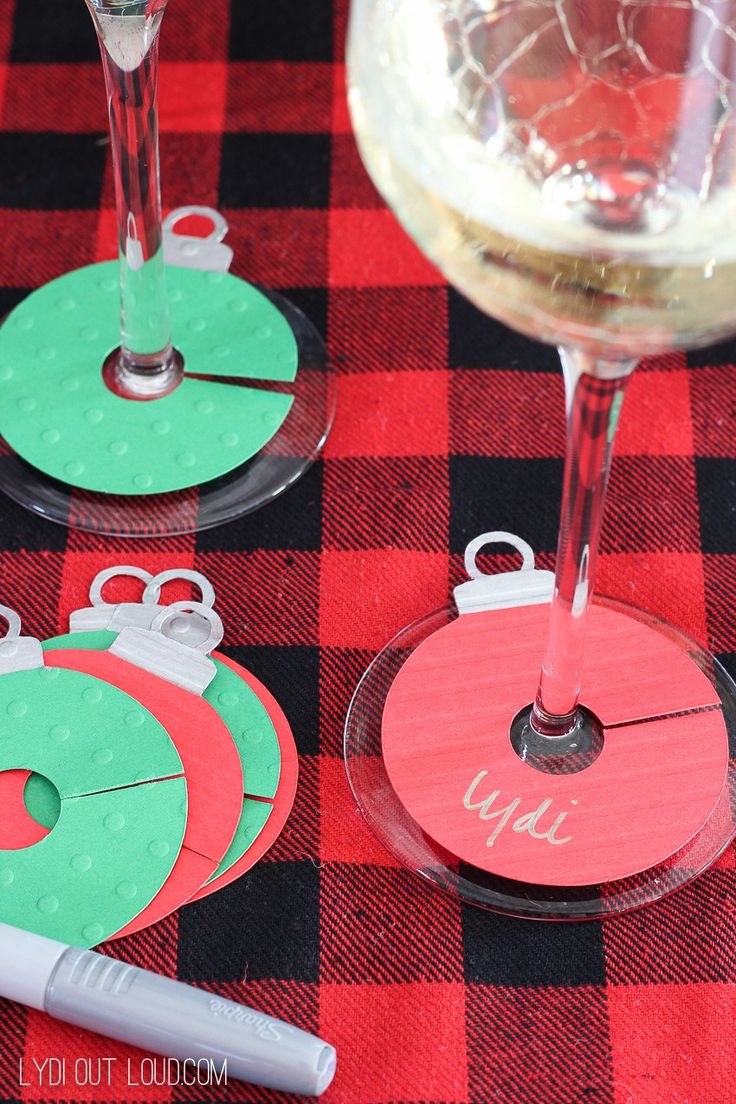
[382,533,730,887]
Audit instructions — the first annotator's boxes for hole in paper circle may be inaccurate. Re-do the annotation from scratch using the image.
[101,347,185,401]
[0,770,60,849]
[509,704,604,775]
[24,772,61,830]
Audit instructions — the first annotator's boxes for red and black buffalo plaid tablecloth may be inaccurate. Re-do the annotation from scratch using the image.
[0,1,734,1101]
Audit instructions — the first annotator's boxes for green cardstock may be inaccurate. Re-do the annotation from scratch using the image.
[0,781,186,948]
[44,632,282,800]
[0,666,187,947]
[0,262,298,496]
[206,659,282,801]
[170,267,298,382]
[209,797,273,886]
[43,633,281,885]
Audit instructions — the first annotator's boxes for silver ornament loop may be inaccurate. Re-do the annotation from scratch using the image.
[143,569,216,610]
[89,566,154,608]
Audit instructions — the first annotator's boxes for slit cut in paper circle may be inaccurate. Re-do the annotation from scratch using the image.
[0,666,186,947]
[0,262,297,496]
[43,647,244,938]
[382,602,730,887]
[41,632,297,905]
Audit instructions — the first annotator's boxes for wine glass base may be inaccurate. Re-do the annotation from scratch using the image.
[344,597,736,920]
[0,288,334,537]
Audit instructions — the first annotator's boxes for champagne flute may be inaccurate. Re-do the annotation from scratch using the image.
[343,0,736,917]
[0,0,334,536]
[89,0,180,401]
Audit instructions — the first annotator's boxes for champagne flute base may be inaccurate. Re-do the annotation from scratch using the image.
[0,286,334,537]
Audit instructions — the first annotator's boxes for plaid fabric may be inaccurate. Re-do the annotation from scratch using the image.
[0,1,735,1102]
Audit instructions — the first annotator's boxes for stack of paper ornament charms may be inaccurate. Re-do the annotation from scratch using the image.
[0,568,297,948]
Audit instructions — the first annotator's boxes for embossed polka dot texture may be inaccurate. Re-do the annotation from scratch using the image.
[194,652,299,901]
[0,262,298,495]
[206,659,283,801]
[43,646,245,940]
[0,666,187,947]
[42,632,293,892]
[212,798,273,885]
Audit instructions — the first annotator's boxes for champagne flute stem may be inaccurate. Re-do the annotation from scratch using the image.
[530,348,636,738]
[87,1,179,398]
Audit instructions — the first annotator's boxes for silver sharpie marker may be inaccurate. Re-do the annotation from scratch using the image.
[0,923,336,1097]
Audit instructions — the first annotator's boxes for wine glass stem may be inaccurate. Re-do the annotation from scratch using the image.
[88,2,179,397]
[530,347,636,739]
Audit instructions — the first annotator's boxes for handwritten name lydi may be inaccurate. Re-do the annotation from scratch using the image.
[463,771,577,848]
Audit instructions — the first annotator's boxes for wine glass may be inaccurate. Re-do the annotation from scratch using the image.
[344,0,736,917]
[0,0,334,536]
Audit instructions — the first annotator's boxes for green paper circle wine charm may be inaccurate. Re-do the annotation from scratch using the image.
[0,607,187,947]
[47,566,296,900]
[0,262,298,495]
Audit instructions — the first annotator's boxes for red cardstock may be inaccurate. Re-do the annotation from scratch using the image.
[0,770,50,849]
[382,603,730,886]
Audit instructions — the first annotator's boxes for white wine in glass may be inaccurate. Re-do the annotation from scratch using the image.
[344,0,736,917]
[349,0,736,355]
